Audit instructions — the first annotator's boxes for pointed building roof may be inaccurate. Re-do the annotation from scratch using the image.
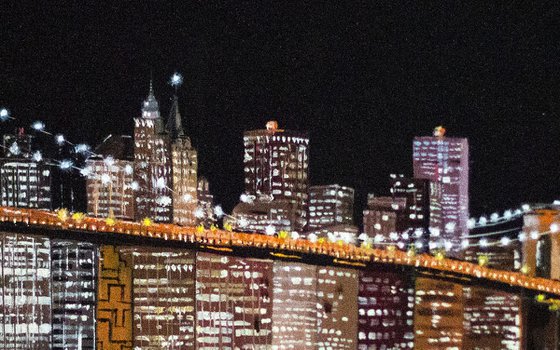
[166,94,185,139]
[141,80,160,117]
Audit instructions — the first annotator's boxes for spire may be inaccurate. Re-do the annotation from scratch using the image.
[141,80,160,119]
[166,94,185,139]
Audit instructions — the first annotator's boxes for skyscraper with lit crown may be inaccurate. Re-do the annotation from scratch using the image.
[233,120,309,233]
[413,126,469,258]
[133,81,173,222]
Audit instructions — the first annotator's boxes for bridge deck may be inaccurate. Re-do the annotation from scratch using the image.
[0,206,559,298]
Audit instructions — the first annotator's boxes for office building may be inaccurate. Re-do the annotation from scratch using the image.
[308,184,354,230]
[413,126,469,258]
[86,135,135,219]
[234,121,309,232]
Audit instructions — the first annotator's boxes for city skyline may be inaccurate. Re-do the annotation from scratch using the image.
[2,3,559,220]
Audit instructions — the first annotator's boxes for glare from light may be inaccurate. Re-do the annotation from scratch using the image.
[170,72,183,87]
[59,159,73,170]
[55,134,65,146]
[32,151,42,162]
[214,205,224,218]
[480,238,488,247]
[0,108,10,121]
[500,236,511,246]
[31,121,45,131]
[265,225,275,236]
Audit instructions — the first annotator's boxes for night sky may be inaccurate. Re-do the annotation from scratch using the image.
[1,3,559,219]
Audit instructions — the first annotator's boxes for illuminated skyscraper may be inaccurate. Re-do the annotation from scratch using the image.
[413,126,469,258]
[316,266,358,349]
[133,82,172,222]
[123,248,196,349]
[363,195,408,248]
[86,135,135,219]
[195,253,273,349]
[414,276,464,349]
[308,184,354,229]
[234,121,309,233]
[196,177,214,226]
[357,270,415,350]
[0,233,52,348]
[271,261,317,348]
[51,240,97,350]
[0,129,51,209]
[168,94,198,226]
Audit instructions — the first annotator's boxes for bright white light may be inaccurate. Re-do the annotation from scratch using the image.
[429,227,441,237]
[170,72,183,87]
[402,232,409,240]
[428,241,438,250]
[55,134,65,146]
[265,225,275,236]
[8,142,19,155]
[308,233,317,243]
[479,216,488,226]
[238,217,248,228]
[358,233,369,241]
[518,232,527,242]
[75,144,90,154]
[31,121,45,131]
[414,228,424,238]
[530,231,540,240]
[415,241,423,249]
[130,181,139,191]
[103,156,115,168]
[182,193,193,202]
[480,238,488,247]
[500,236,510,246]
[32,151,42,162]
[59,159,73,170]
[490,213,500,222]
[0,108,10,121]
[514,209,522,216]
[374,234,384,243]
[194,207,205,219]
[397,242,405,249]
[124,164,133,175]
[389,232,398,241]
[240,194,249,203]
[80,166,92,177]
[444,240,453,251]
[157,196,172,206]
[156,177,166,189]
[101,173,111,185]
[522,204,531,212]
[551,223,560,233]
[467,218,476,229]
[291,232,300,240]
[214,205,224,218]
[503,210,513,219]
[461,240,470,249]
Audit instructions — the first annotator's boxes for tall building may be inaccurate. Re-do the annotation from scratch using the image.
[133,82,173,222]
[363,195,409,248]
[51,240,97,350]
[413,126,469,258]
[0,233,52,348]
[463,286,522,349]
[414,276,464,349]
[123,247,196,349]
[195,253,273,349]
[234,121,309,233]
[390,176,432,251]
[316,266,358,349]
[196,176,214,227]
[357,270,415,350]
[86,135,135,219]
[168,94,198,226]
[271,261,318,348]
[0,129,51,209]
[308,184,354,230]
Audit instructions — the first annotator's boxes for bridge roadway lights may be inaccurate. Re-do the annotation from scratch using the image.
[1,206,560,298]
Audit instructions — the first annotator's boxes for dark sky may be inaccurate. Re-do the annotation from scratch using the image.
[1,2,559,218]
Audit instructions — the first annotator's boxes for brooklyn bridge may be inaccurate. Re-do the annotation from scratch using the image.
[0,206,558,349]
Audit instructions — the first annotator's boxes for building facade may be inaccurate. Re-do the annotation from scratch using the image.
[234,121,309,233]
[86,135,135,220]
[413,127,469,258]
[357,270,415,350]
[0,129,51,209]
[308,184,354,230]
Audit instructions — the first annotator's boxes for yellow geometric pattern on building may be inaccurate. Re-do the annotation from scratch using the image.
[97,245,133,350]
